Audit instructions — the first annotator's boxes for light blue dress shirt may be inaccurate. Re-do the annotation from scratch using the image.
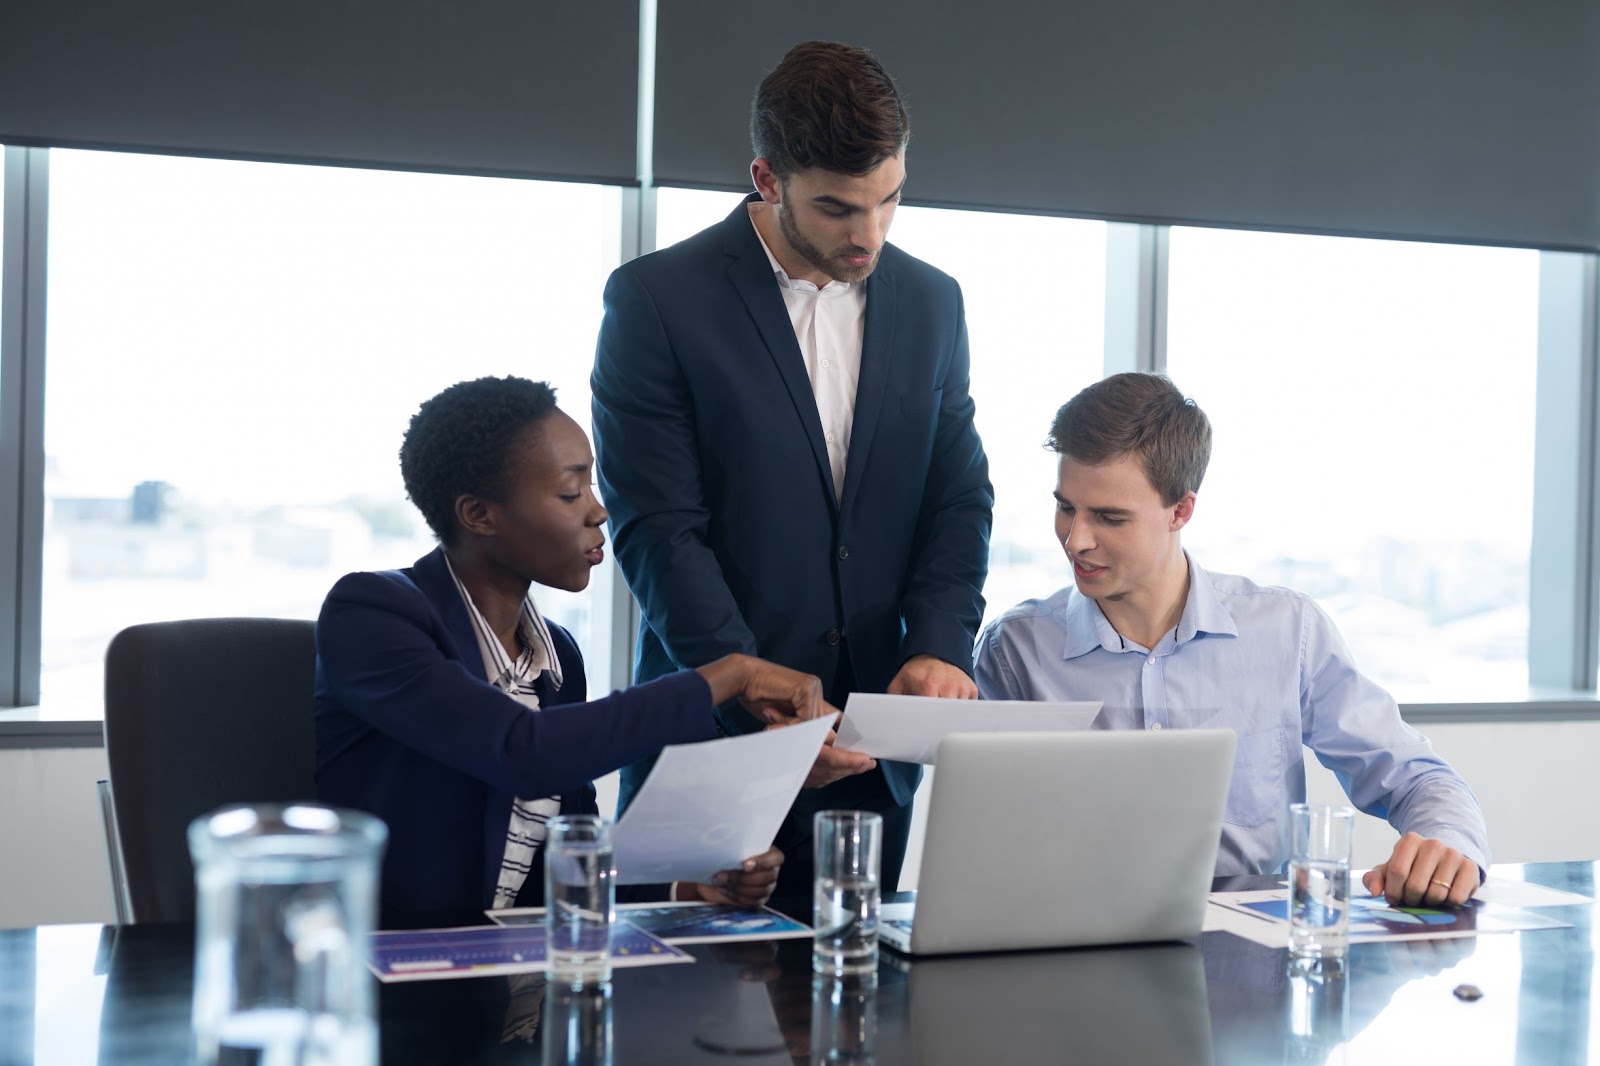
[974,555,1490,877]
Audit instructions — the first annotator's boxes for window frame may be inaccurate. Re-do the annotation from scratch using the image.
[6,163,1600,744]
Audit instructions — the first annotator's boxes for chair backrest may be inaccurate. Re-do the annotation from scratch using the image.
[104,617,318,923]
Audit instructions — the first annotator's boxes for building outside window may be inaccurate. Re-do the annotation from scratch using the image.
[1165,226,1539,697]
[41,150,622,712]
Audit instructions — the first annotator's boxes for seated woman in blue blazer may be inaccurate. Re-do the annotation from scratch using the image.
[315,375,831,921]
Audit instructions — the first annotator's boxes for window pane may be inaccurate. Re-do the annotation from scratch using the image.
[655,189,1108,631]
[1165,227,1539,696]
[888,207,1105,627]
[43,151,621,715]
[655,187,734,250]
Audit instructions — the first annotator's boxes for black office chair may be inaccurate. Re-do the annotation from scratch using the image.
[102,617,318,923]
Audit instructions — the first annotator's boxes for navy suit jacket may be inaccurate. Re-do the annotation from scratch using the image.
[593,196,993,809]
[314,547,717,920]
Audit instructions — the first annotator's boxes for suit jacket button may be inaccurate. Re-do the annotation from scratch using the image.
[825,629,842,646]
[837,545,849,560]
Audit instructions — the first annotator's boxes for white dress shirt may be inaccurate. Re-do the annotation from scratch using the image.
[749,203,866,503]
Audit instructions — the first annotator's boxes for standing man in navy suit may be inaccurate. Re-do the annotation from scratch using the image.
[592,40,993,914]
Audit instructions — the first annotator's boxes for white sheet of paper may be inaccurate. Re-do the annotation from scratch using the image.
[834,692,1101,764]
[612,715,836,885]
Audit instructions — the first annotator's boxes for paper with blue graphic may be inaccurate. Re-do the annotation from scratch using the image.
[1211,890,1570,942]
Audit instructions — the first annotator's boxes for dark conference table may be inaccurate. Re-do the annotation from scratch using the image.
[3,862,1595,1064]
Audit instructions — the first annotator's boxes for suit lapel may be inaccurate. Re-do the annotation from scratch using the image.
[724,202,838,509]
[409,548,479,663]
[840,262,896,517]
[410,546,520,904]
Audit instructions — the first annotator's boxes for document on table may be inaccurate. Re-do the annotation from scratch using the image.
[1207,888,1572,946]
[491,901,813,944]
[368,922,690,983]
[834,693,1101,764]
[612,714,836,885]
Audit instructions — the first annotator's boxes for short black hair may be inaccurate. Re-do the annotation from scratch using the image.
[400,376,558,546]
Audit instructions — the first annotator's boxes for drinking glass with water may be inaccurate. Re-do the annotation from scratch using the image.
[188,803,386,1066]
[813,810,882,977]
[544,815,615,988]
[1288,803,1355,968]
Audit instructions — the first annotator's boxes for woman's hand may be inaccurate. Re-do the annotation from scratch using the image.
[673,846,784,907]
[696,654,836,725]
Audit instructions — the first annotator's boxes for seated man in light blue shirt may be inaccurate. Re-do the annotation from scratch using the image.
[975,372,1489,906]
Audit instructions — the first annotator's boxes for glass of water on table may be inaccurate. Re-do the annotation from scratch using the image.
[1288,803,1355,971]
[813,810,882,977]
[545,815,616,988]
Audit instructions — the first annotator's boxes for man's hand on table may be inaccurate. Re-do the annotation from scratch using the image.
[1362,832,1482,908]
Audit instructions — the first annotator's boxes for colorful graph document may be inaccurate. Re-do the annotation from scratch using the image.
[1209,889,1571,946]
[367,922,691,983]
[835,693,1101,764]
[491,901,813,945]
[612,715,837,885]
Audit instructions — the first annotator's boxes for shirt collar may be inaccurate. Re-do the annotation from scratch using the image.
[1058,551,1238,659]
[1176,554,1239,643]
[443,557,563,691]
[746,202,856,297]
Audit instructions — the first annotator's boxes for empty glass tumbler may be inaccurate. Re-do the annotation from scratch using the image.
[188,803,386,1066]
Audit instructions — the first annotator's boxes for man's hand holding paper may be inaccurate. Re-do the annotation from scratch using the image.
[795,726,877,789]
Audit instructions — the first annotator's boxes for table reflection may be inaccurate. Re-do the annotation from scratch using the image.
[902,942,1211,1066]
[811,973,878,1064]
[1285,960,1350,1065]
[542,981,612,1066]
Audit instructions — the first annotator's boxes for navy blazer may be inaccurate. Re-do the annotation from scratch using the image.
[314,547,717,920]
[593,196,993,809]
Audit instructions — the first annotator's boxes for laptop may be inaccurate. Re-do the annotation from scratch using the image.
[879,728,1236,955]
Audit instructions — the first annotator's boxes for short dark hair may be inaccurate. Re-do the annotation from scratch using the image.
[1046,373,1212,506]
[399,376,558,546]
[751,40,909,179]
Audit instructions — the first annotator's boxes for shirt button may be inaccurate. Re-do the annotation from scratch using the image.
[824,629,842,646]
[1147,656,1156,665]
[822,359,831,368]
[826,433,836,443]
[1151,723,1163,731]
[838,545,849,559]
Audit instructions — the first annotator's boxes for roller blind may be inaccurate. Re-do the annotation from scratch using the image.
[654,1,1600,249]
[0,1,641,184]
